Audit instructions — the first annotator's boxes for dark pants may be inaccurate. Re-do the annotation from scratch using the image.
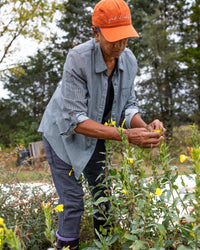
[43,136,109,239]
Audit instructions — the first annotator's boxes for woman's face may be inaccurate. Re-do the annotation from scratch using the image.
[93,27,128,61]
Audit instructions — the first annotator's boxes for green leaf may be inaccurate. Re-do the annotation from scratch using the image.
[124,234,138,241]
[193,224,200,231]
[156,224,166,235]
[130,240,146,250]
[184,215,196,222]
[172,185,178,190]
[172,197,180,208]
[83,247,99,250]
[161,178,168,183]
[109,234,119,245]
[110,168,117,176]
[94,197,109,206]
[138,199,145,209]
[166,189,172,201]
[93,239,103,248]
[177,245,190,250]
[171,172,179,183]
[162,217,170,229]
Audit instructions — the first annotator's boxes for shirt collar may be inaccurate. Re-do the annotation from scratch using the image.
[94,39,124,74]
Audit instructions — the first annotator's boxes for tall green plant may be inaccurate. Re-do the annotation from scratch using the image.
[91,122,200,249]
[0,218,24,250]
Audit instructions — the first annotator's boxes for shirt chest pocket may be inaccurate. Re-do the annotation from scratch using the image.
[121,87,131,97]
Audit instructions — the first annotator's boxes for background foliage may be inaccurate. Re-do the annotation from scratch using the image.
[0,0,200,147]
[1,1,200,249]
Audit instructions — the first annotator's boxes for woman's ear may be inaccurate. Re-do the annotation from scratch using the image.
[92,26,100,42]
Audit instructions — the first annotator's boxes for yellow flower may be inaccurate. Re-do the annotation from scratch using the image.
[122,189,127,194]
[63,246,70,250]
[0,228,4,234]
[104,122,108,126]
[155,188,162,196]
[153,129,162,134]
[191,222,194,227]
[190,232,194,237]
[110,118,116,126]
[55,204,64,212]
[42,202,50,209]
[128,158,134,164]
[111,119,116,126]
[42,201,45,208]
[0,218,4,225]
[69,168,73,176]
[121,118,126,128]
[180,154,188,163]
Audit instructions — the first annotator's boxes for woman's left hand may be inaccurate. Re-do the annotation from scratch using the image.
[146,119,166,135]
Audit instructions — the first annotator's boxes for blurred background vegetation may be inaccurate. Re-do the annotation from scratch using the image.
[0,1,200,248]
[0,0,199,148]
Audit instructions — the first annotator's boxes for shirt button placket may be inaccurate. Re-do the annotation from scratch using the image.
[112,81,117,122]
[99,78,108,123]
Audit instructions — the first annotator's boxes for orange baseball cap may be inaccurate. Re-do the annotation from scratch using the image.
[92,0,139,42]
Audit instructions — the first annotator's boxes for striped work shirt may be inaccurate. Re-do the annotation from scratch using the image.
[38,38,139,179]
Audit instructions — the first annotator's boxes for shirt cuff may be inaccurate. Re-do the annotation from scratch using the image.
[76,113,89,124]
[125,108,139,128]
[59,113,89,137]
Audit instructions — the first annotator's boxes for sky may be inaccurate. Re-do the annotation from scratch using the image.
[0,4,65,99]
[0,83,9,98]
[0,37,49,98]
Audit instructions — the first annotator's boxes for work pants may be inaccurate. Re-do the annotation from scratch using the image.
[43,136,109,239]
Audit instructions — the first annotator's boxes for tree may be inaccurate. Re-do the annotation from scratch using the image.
[134,0,189,136]
[1,48,61,146]
[0,0,61,71]
[0,0,98,146]
[179,0,200,127]
[127,0,160,60]
[57,0,97,56]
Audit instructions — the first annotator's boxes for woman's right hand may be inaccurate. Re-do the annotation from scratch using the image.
[125,128,164,148]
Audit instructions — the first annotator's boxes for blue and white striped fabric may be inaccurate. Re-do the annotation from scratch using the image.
[38,38,139,179]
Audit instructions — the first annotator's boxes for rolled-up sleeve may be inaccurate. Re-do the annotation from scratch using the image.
[123,51,139,128]
[124,88,139,128]
[58,50,89,136]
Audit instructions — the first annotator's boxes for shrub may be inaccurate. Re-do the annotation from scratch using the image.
[0,179,58,249]
[83,124,200,249]
[1,124,200,249]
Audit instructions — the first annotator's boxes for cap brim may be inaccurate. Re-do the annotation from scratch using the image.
[100,25,139,42]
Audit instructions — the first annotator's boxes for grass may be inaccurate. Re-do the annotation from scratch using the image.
[0,150,52,184]
[16,168,52,183]
[0,125,196,184]
[0,125,199,249]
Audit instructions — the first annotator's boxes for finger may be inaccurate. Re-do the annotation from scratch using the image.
[155,122,163,130]
[139,137,163,148]
[147,132,162,138]
[142,142,160,148]
[147,127,155,132]
[146,136,164,145]
[145,140,162,148]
